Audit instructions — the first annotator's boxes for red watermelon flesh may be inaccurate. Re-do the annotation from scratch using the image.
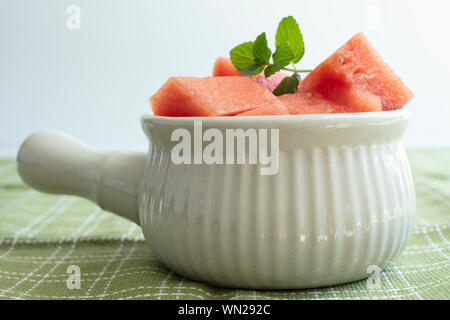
[213,57,242,77]
[150,76,285,117]
[299,33,413,111]
[278,91,353,114]
[213,57,289,92]
[236,104,289,116]
[253,72,289,92]
[304,76,383,112]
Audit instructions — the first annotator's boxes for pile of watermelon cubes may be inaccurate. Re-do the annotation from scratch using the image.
[150,33,413,117]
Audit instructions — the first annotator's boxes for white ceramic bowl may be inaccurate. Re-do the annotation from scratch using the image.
[17,109,415,289]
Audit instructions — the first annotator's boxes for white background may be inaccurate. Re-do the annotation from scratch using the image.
[1,0,449,156]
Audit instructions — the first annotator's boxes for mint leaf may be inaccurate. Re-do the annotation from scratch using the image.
[253,32,271,64]
[229,16,311,81]
[241,63,266,76]
[230,41,255,70]
[265,42,295,77]
[272,42,295,67]
[264,64,280,78]
[275,16,305,63]
[230,34,270,73]
[272,73,301,96]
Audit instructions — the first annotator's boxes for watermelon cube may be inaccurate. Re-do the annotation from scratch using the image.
[278,91,353,114]
[212,57,242,77]
[150,76,285,117]
[299,33,414,111]
[253,71,289,92]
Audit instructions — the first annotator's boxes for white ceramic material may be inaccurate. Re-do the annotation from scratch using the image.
[17,109,416,289]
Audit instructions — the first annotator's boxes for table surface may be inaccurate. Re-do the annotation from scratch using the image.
[0,150,449,300]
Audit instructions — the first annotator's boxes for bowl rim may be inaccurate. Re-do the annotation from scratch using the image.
[141,108,410,127]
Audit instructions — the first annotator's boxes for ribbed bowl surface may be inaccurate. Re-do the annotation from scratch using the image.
[139,110,415,288]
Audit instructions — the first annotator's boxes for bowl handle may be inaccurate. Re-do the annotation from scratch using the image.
[17,131,146,225]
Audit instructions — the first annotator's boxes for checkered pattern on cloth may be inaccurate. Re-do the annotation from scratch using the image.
[0,150,449,300]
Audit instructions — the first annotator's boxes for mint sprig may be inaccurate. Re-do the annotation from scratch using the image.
[229,16,311,96]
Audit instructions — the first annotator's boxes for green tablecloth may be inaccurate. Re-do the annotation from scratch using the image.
[0,150,449,300]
